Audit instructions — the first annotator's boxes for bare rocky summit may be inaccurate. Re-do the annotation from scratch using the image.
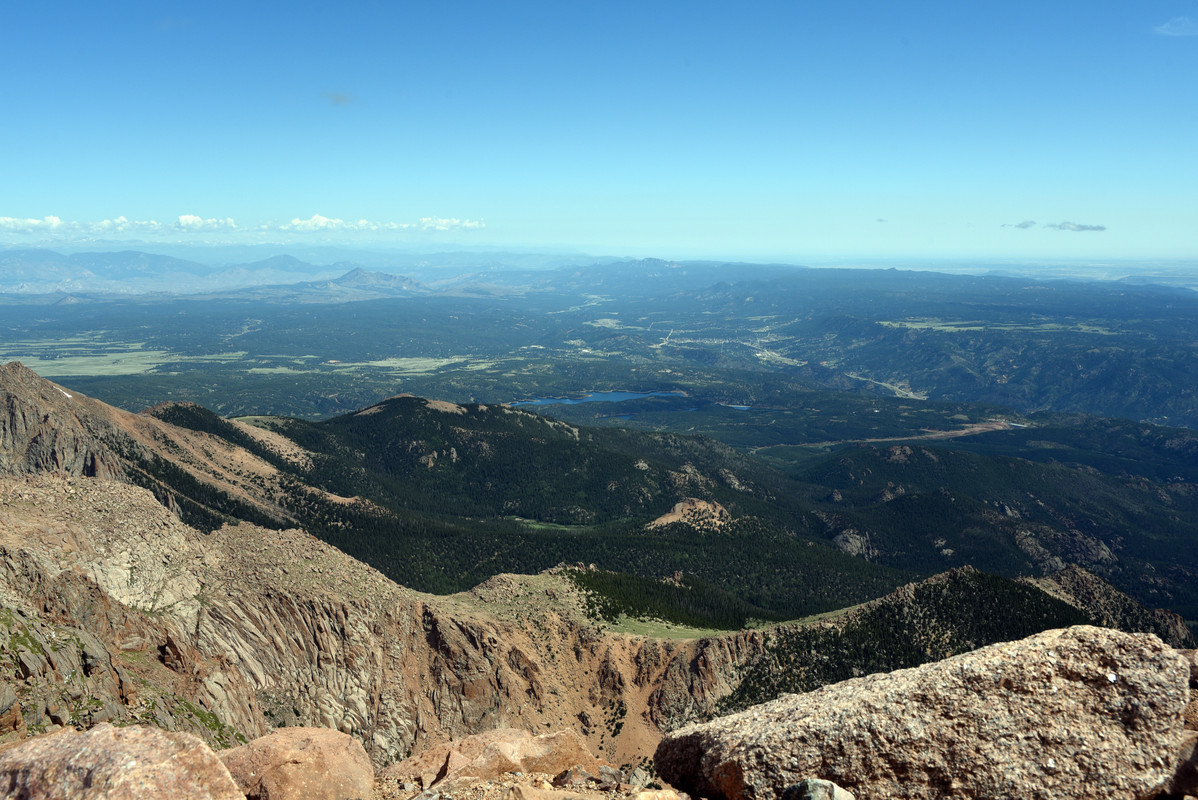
[656,625,1192,800]
[647,498,730,529]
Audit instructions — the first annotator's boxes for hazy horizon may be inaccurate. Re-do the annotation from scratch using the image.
[3,240,1197,296]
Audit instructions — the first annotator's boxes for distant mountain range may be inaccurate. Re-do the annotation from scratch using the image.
[0,246,613,296]
[0,248,431,297]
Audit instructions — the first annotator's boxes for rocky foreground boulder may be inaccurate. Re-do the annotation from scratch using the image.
[656,625,1193,800]
[380,727,605,789]
[220,726,373,800]
[0,723,243,799]
[0,725,373,800]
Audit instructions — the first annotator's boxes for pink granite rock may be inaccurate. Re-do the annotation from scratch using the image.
[381,727,604,788]
[220,726,373,800]
[656,626,1191,800]
[0,723,243,799]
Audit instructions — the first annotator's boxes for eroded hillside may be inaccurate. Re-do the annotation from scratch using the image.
[0,361,1192,776]
[0,473,776,767]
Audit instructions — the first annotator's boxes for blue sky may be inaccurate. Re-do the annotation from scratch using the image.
[2,1,1196,261]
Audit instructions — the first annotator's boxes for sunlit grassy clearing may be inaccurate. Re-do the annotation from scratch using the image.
[18,350,174,376]
[606,612,794,639]
[880,319,1117,334]
[4,332,113,348]
[14,349,250,377]
[604,615,727,640]
[344,356,476,374]
[5,343,495,379]
[505,516,594,532]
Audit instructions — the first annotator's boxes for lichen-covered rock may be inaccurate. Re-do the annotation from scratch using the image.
[0,723,242,799]
[219,726,373,800]
[655,626,1191,800]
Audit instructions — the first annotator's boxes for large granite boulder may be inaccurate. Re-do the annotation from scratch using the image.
[219,726,373,800]
[656,626,1191,800]
[0,723,243,799]
[380,728,604,788]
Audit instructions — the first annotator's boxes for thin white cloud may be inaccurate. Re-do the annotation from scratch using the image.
[281,214,484,233]
[322,91,355,106]
[1155,16,1198,36]
[418,216,486,231]
[0,215,65,233]
[281,214,385,232]
[1002,220,1037,229]
[0,212,484,240]
[94,216,166,234]
[176,214,237,231]
[0,215,166,235]
[1045,221,1106,232]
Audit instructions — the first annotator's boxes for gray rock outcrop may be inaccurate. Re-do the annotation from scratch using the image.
[782,780,855,800]
[0,362,122,479]
[655,625,1191,800]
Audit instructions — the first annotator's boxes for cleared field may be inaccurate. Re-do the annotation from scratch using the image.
[9,348,251,377]
[604,614,726,640]
[505,516,591,532]
[21,353,169,376]
[353,356,476,374]
[879,319,1117,335]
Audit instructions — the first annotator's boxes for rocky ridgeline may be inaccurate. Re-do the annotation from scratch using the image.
[0,362,123,479]
[0,473,769,769]
[1027,565,1195,647]
[0,362,768,765]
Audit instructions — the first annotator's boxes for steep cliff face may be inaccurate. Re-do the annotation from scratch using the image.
[0,474,765,767]
[646,630,766,733]
[0,361,299,530]
[0,363,123,479]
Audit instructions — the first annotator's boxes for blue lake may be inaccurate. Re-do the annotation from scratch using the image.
[511,390,687,407]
